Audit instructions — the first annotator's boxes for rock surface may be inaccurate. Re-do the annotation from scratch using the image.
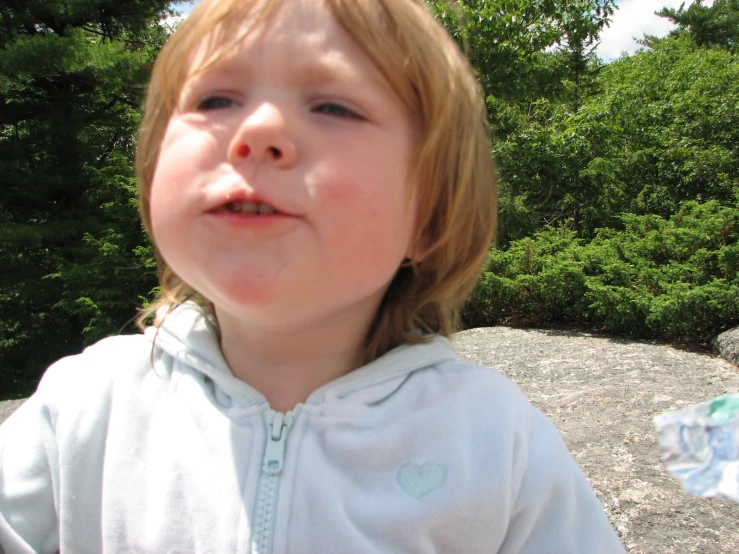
[454,327,739,554]
[2,327,739,553]
[713,325,739,366]
[0,399,24,428]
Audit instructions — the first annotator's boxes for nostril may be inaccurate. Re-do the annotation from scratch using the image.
[270,147,282,160]
[236,144,250,158]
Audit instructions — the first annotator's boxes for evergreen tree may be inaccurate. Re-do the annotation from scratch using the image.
[657,0,739,52]
[0,0,170,396]
[428,0,615,116]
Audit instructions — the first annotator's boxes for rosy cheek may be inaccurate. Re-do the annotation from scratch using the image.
[156,155,193,184]
[314,171,366,203]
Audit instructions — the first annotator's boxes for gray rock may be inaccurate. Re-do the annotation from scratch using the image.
[712,325,739,366]
[0,398,25,426]
[454,327,739,553]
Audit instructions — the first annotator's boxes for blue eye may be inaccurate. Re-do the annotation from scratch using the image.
[196,96,235,111]
[314,103,361,119]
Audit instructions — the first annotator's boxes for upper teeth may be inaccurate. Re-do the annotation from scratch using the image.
[227,201,276,215]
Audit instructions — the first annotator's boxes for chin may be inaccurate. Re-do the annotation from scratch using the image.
[210,286,283,311]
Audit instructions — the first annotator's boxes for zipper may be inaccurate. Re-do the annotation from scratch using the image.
[252,409,295,554]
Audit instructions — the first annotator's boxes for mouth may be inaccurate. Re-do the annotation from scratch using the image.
[212,200,278,215]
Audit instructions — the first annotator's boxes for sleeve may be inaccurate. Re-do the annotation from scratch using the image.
[499,408,626,554]
[0,384,61,554]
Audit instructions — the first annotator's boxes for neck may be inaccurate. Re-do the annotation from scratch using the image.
[216,308,372,412]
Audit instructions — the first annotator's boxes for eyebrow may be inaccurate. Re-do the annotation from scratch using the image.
[294,51,371,82]
[199,51,390,93]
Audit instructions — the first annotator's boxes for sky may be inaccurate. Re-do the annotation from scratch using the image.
[169,0,713,62]
[597,0,713,61]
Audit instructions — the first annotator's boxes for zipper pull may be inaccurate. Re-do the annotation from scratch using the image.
[262,410,294,475]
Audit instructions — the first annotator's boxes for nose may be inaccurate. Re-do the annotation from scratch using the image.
[228,102,297,168]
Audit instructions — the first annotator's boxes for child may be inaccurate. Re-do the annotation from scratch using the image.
[0,0,625,552]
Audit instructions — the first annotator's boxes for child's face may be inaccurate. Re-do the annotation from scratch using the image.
[149,0,418,331]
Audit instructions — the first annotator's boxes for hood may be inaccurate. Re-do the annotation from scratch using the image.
[145,302,459,409]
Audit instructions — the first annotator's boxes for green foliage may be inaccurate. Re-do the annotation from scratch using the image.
[495,36,739,243]
[602,38,739,210]
[48,157,158,342]
[657,0,739,52]
[465,201,739,342]
[0,0,168,397]
[428,0,616,115]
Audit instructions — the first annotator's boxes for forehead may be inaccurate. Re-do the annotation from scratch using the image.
[186,0,382,85]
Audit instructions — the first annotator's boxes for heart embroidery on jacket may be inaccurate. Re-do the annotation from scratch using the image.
[397,462,447,500]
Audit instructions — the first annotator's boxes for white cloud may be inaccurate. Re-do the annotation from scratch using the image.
[597,0,714,61]
[161,14,185,26]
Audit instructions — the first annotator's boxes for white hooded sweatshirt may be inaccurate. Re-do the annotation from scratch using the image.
[0,304,625,553]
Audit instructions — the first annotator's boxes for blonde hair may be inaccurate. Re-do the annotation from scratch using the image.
[136,0,497,362]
